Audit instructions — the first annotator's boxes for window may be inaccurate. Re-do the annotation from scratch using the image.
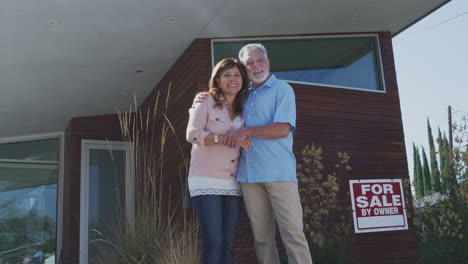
[0,137,60,264]
[212,35,385,92]
[79,140,134,264]
[0,138,59,161]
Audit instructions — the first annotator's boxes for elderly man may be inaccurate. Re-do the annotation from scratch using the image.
[223,43,313,264]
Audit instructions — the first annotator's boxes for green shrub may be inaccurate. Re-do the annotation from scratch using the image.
[297,144,354,264]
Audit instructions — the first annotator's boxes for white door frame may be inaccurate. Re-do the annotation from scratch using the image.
[79,140,134,264]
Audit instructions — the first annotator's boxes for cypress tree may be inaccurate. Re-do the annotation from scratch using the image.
[427,119,441,192]
[438,128,448,189]
[421,146,432,195]
[442,134,459,199]
[413,143,422,198]
[415,146,425,197]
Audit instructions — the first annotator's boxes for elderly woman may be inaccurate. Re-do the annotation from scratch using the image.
[186,58,251,264]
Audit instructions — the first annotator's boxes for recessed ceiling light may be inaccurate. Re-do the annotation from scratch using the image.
[48,20,60,25]
[266,17,275,22]
[168,18,176,23]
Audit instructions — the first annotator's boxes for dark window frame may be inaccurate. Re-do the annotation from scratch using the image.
[211,34,386,93]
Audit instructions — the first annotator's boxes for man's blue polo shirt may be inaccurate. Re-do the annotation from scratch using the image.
[237,74,297,183]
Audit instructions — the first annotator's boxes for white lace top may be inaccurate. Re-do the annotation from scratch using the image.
[189,115,243,197]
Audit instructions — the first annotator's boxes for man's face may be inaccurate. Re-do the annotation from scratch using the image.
[242,49,270,86]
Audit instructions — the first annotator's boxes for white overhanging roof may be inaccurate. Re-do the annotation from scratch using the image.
[0,0,450,140]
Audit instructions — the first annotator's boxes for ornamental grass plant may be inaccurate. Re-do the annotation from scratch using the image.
[91,84,200,264]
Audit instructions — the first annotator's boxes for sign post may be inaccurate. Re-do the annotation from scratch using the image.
[349,179,408,233]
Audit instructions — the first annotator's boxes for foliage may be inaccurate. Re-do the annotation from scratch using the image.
[421,147,432,195]
[416,148,425,197]
[448,114,468,201]
[419,238,466,264]
[0,215,55,263]
[416,200,464,242]
[437,129,448,191]
[413,114,468,264]
[42,236,56,255]
[414,146,425,198]
[91,84,200,264]
[437,133,459,200]
[415,200,467,264]
[427,119,441,192]
[297,144,353,264]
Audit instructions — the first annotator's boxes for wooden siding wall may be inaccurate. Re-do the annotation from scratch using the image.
[139,32,419,263]
[290,32,419,263]
[62,114,122,264]
[139,40,212,198]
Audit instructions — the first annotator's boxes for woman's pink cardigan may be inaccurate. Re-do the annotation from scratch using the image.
[186,95,243,180]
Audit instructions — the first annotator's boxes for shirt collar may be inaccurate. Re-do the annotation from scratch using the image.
[249,74,277,91]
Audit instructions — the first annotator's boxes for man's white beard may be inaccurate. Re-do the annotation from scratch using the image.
[250,72,269,85]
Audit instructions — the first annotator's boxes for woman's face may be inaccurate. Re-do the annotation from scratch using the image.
[217,66,243,97]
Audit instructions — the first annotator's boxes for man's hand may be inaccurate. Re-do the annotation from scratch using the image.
[224,128,248,148]
[192,93,210,107]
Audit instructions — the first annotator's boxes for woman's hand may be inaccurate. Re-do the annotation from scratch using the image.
[224,127,248,148]
[239,137,253,150]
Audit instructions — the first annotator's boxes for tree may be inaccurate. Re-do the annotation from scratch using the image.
[452,115,468,203]
[415,146,425,197]
[421,147,432,195]
[413,143,422,198]
[437,128,447,189]
[438,133,459,199]
[414,115,467,264]
[427,119,441,192]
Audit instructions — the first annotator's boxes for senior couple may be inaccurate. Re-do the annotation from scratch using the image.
[186,44,313,264]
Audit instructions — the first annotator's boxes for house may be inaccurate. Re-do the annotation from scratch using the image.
[413,192,447,209]
[0,0,451,263]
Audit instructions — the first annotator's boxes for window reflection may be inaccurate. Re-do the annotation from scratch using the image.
[87,149,126,263]
[0,164,57,264]
[212,36,384,91]
[274,52,379,90]
[0,139,59,161]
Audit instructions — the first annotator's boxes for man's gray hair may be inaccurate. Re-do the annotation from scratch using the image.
[238,43,268,63]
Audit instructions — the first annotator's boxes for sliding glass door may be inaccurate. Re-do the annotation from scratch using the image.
[79,140,133,264]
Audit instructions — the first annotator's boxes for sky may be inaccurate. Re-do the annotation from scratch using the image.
[392,0,468,183]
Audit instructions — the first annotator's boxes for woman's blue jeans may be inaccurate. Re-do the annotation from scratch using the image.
[191,195,243,264]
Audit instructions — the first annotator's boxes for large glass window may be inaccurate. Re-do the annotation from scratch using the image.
[0,138,59,161]
[212,35,385,92]
[0,138,59,264]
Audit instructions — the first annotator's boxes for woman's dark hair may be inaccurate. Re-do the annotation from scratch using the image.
[208,58,248,115]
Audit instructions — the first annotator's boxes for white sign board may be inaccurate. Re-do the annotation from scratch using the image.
[349,179,408,233]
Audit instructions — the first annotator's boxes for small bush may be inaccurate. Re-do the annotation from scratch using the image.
[297,144,353,264]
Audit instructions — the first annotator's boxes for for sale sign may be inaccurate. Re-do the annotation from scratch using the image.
[349,179,408,233]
